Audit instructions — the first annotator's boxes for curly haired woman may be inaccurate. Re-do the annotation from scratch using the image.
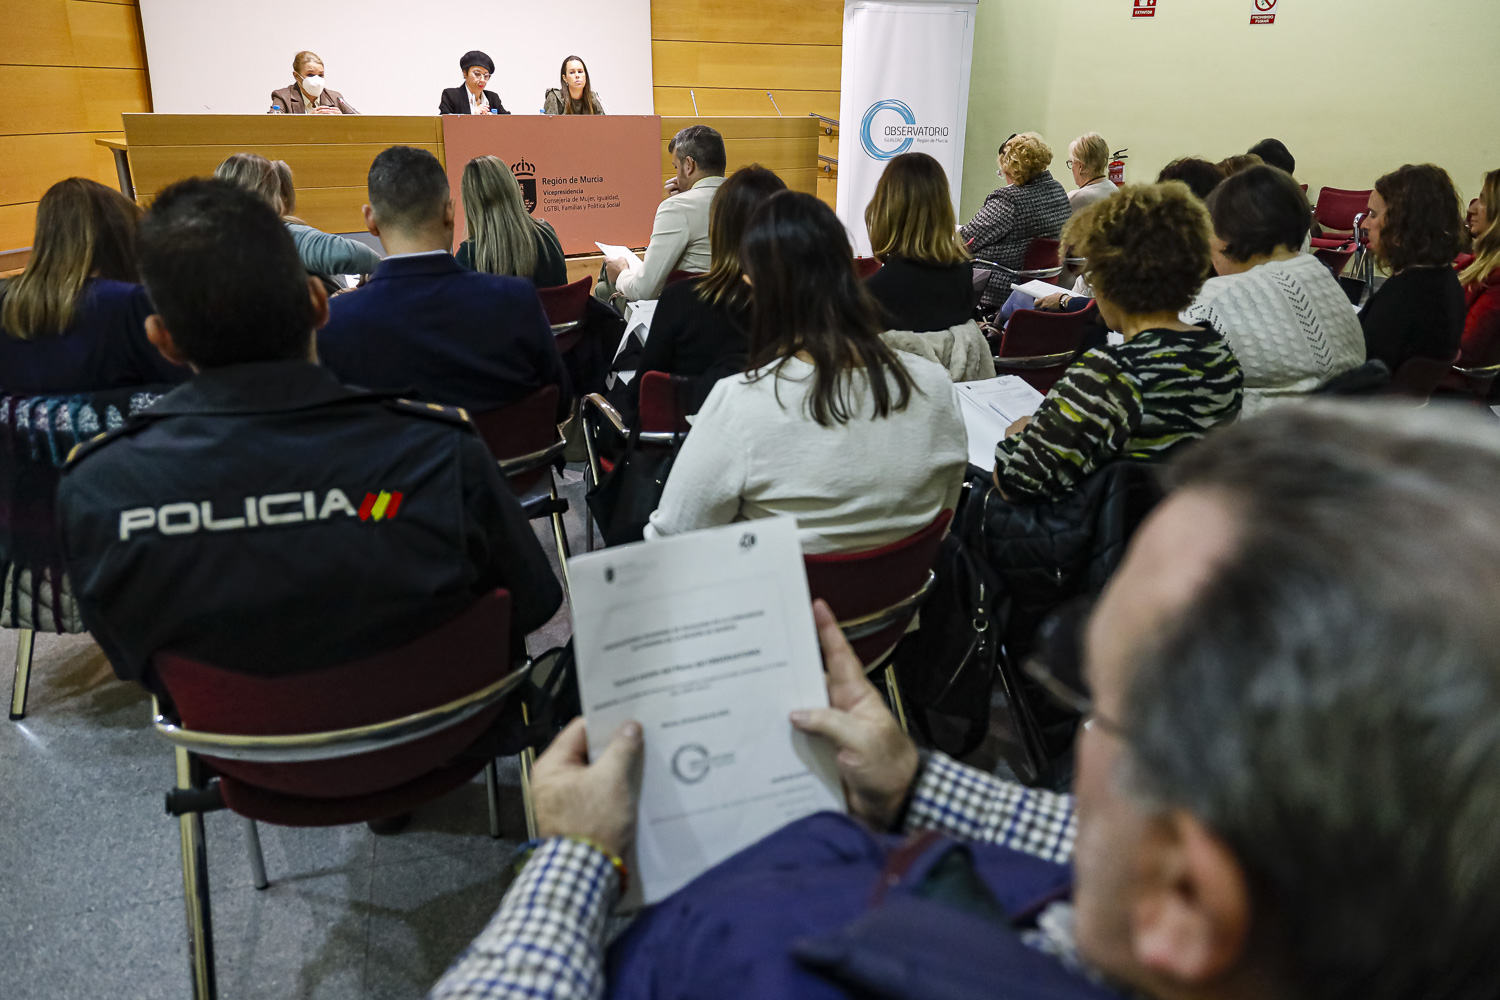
[960,132,1071,311]
[1358,164,1467,373]
[993,182,1243,503]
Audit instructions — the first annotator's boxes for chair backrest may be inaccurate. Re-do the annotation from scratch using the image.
[638,371,693,434]
[472,384,562,493]
[1389,352,1460,402]
[1313,246,1355,277]
[995,304,1097,394]
[1021,238,1063,274]
[853,257,883,279]
[153,590,515,798]
[538,275,594,354]
[1313,187,1372,232]
[0,386,172,633]
[665,269,698,288]
[804,510,953,666]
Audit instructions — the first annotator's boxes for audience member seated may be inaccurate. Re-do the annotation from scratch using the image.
[439,51,508,115]
[542,55,605,115]
[962,132,1072,312]
[433,401,1500,1000]
[56,179,562,694]
[270,50,357,114]
[599,125,726,305]
[1452,169,1500,381]
[995,183,1242,504]
[317,146,570,420]
[0,178,188,393]
[1064,132,1117,214]
[215,153,381,292]
[1358,164,1467,373]
[613,165,786,424]
[864,153,993,381]
[1183,165,1364,414]
[645,191,967,553]
[455,155,568,287]
[1216,153,1263,177]
[1157,157,1225,202]
[1247,137,1297,178]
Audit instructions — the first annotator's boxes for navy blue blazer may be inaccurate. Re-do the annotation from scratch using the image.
[317,252,570,419]
[0,279,190,395]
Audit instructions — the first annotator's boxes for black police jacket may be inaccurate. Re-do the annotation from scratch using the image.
[57,361,563,693]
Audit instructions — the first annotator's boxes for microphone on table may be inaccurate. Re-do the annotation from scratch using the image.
[690,89,699,116]
[767,91,783,116]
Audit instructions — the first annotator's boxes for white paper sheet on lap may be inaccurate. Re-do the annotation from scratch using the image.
[956,376,1046,468]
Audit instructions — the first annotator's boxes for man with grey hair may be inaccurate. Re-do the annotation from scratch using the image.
[597,124,726,304]
[432,401,1500,1000]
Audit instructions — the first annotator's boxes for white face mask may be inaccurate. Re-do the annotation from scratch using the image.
[301,75,325,98]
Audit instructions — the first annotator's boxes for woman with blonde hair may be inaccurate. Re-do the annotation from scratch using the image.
[961,132,1071,311]
[1065,132,1116,214]
[1447,169,1500,391]
[1,178,186,392]
[994,182,1242,503]
[214,152,379,290]
[863,152,991,380]
[456,155,567,287]
[543,55,605,115]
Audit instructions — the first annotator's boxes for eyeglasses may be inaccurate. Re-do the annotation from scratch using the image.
[997,133,1018,157]
[1022,598,1127,738]
[1065,159,1075,169]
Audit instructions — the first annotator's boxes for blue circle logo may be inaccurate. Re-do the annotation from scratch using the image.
[860,100,916,161]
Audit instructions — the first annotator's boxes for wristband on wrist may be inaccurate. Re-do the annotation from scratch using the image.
[514,836,630,896]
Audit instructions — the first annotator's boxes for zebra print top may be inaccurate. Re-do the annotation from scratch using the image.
[996,323,1243,503]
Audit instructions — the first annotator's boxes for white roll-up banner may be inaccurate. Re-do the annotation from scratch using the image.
[835,0,978,257]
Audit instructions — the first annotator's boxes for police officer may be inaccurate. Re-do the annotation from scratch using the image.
[57,178,563,695]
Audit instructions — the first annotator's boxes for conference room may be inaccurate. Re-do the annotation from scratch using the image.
[4,0,1500,998]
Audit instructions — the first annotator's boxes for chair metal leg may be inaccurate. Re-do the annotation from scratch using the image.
[883,663,910,735]
[9,627,35,721]
[243,818,268,890]
[175,748,217,1000]
[485,759,501,839]
[519,748,539,840]
[549,479,573,594]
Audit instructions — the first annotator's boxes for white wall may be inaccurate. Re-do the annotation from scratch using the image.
[138,1,654,116]
[959,0,1500,219]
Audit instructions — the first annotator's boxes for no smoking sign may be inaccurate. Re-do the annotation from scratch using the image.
[1251,0,1277,24]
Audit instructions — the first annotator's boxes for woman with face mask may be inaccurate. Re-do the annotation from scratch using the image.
[269,51,358,114]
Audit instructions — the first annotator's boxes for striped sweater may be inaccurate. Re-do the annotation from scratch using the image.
[996,324,1243,503]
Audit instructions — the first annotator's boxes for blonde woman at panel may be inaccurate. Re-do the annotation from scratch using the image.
[455,156,568,288]
[269,51,357,115]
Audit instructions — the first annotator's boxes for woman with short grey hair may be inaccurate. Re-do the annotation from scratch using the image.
[1065,132,1115,214]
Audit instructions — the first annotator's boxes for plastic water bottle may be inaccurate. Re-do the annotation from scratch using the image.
[269,102,285,114]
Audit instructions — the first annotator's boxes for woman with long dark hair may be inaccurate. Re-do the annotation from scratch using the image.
[617,164,786,421]
[1,178,186,392]
[645,191,967,553]
[543,55,605,115]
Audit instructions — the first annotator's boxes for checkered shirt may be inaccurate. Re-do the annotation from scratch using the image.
[960,171,1073,310]
[427,753,1077,999]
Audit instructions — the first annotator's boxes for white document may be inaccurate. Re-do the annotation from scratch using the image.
[1013,278,1074,300]
[956,376,1046,468]
[568,517,846,907]
[613,299,658,362]
[596,242,644,269]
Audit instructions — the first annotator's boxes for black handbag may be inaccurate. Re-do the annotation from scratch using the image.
[584,419,686,547]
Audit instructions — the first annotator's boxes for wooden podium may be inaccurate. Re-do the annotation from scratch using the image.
[116,113,821,265]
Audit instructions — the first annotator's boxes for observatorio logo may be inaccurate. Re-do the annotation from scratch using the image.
[860,99,949,161]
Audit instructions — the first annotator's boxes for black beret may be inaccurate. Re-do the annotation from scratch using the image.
[460,50,494,75]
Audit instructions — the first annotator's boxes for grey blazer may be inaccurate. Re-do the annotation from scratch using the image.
[269,84,358,115]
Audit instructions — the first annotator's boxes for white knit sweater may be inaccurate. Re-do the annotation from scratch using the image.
[1183,254,1365,417]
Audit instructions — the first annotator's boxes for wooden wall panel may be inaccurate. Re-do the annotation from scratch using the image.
[131,142,443,198]
[1,0,149,252]
[650,0,841,206]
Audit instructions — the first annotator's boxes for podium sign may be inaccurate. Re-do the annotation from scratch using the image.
[442,115,663,254]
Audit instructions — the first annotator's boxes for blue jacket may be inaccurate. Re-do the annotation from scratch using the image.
[0,279,190,394]
[317,253,570,419]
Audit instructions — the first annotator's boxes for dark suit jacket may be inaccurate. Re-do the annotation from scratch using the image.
[0,279,190,394]
[439,86,509,115]
[270,83,357,114]
[317,253,569,420]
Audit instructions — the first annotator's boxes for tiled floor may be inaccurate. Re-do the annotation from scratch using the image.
[1,464,1032,999]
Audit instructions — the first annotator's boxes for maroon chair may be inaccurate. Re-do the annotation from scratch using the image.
[153,590,524,1000]
[1389,350,1463,402]
[537,275,593,354]
[664,269,699,287]
[804,510,954,728]
[1311,186,1372,247]
[993,302,1099,394]
[637,371,694,434]
[1313,245,1355,277]
[578,375,691,551]
[853,256,883,279]
[472,385,572,585]
[973,238,1065,312]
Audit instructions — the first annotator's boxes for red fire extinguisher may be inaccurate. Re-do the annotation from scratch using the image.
[1108,149,1128,186]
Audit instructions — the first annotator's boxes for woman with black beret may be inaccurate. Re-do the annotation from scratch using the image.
[439,51,509,115]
